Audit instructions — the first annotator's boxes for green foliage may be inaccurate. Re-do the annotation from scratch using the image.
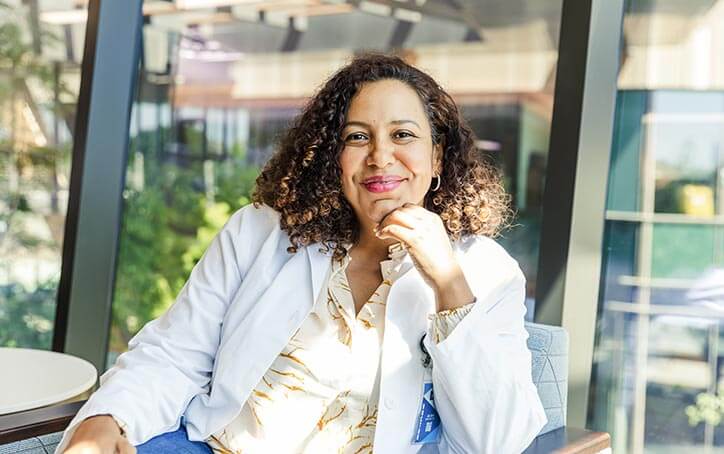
[111,165,201,350]
[0,281,56,349]
[111,187,179,350]
[686,385,724,427]
[0,0,261,353]
[183,201,228,273]
[0,3,73,350]
[181,195,251,274]
[109,137,259,352]
[0,8,66,99]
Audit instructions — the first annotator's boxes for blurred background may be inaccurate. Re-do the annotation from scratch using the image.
[0,0,723,452]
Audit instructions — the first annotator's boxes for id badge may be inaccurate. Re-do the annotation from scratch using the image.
[412,366,442,444]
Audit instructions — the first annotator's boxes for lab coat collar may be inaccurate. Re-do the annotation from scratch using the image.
[306,242,433,317]
[307,242,417,296]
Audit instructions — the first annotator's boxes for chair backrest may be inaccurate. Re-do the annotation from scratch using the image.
[524,322,568,435]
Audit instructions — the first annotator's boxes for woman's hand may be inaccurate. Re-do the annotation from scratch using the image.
[374,203,475,311]
[63,415,135,454]
[374,203,456,287]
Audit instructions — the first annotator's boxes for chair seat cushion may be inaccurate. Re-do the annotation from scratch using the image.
[0,432,62,454]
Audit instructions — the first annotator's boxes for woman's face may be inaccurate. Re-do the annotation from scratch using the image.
[339,79,441,228]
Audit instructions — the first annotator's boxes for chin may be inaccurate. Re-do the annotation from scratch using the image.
[366,198,408,221]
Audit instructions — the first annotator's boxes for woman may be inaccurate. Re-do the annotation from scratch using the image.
[60,53,546,454]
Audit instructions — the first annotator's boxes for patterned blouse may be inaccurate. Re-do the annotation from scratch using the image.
[205,244,474,453]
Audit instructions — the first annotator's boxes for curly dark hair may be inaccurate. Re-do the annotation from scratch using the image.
[252,52,510,261]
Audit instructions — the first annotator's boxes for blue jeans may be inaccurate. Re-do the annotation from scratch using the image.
[135,425,213,454]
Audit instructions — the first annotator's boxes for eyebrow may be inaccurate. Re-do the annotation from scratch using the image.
[343,119,421,129]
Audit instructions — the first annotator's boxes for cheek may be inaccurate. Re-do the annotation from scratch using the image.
[338,150,359,191]
[339,148,367,175]
[400,148,433,177]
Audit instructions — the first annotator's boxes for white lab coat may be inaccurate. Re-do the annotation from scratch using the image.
[56,203,546,454]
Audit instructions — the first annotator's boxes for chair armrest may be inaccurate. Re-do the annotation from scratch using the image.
[0,400,86,445]
[523,426,611,454]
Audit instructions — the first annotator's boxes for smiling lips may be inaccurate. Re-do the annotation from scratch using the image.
[362,175,405,193]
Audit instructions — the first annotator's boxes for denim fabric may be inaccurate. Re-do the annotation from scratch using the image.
[135,425,212,454]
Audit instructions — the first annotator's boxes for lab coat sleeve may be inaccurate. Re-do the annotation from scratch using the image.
[422,240,547,454]
[55,206,256,453]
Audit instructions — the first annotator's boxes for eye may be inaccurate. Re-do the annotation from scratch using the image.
[394,130,417,140]
[344,132,368,142]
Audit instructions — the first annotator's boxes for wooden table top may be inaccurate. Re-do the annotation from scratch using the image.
[523,426,611,454]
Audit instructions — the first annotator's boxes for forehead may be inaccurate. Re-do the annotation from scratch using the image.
[346,79,428,126]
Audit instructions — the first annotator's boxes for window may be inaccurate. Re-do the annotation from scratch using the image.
[0,1,87,349]
[108,0,564,368]
[589,1,724,452]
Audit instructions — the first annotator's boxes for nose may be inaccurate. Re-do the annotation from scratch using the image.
[366,135,395,168]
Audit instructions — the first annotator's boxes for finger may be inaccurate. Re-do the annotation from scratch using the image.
[377,202,430,229]
[376,224,416,246]
[377,209,418,231]
[400,201,424,210]
[395,202,427,217]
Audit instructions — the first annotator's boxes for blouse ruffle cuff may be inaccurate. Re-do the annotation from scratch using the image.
[427,299,476,344]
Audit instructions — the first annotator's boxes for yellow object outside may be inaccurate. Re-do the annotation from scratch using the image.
[679,184,715,216]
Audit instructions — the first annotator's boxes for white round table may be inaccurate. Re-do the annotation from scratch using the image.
[0,348,97,415]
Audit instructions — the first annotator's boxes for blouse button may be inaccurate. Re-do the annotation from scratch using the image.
[384,397,395,410]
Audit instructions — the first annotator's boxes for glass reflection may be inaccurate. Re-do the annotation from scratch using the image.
[591,0,724,451]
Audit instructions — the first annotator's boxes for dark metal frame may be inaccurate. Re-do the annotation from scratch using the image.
[53,0,144,372]
[535,0,625,426]
[51,0,100,355]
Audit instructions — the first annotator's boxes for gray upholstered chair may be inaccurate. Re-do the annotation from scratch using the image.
[1,323,610,454]
[0,432,62,453]
[525,322,568,435]
[522,323,611,454]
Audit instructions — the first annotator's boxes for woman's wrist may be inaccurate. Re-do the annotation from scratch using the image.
[432,265,475,312]
[87,414,126,437]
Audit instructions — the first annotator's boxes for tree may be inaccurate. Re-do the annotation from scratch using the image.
[109,128,259,353]
[0,2,72,349]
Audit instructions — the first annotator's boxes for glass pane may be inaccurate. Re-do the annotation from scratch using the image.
[108,0,565,367]
[651,224,721,280]
[591,1,724,452]
[0,1,86,349]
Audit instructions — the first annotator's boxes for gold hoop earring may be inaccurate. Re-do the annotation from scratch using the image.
[431,174,441,192]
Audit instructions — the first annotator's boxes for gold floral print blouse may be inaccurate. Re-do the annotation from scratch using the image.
[206,244,474,454]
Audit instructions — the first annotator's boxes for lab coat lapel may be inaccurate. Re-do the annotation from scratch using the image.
[389,251,437,321]
[219,243,330,388]
[307,243,333,305]
[208,243,329,435]
[375,252,438,453]
[215,246,317,395]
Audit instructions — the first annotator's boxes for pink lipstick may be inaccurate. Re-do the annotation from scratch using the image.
[362,175,404,193]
